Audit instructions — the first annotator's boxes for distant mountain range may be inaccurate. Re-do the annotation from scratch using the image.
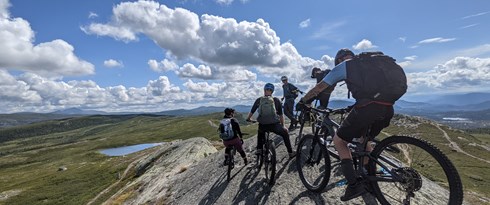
[1,92,490,128]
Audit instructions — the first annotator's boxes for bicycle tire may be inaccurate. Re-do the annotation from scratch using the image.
[368,135,463,205]
[296,112,307,146]
[296,134,331,192]
[264,140,277,185]
[226,148,236,181]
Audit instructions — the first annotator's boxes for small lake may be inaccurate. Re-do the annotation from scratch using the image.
[100,143,163,156]
[442,117,470,121]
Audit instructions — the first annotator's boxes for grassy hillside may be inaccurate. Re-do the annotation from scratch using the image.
[0,113,488,204]
[0,112,257,205]
[384,115,490,204]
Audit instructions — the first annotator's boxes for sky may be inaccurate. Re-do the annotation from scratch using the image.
[1,0,490,113]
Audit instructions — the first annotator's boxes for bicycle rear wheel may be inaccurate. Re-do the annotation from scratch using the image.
[296,134,331,192]
[226,148,236,181]
[368,136,463,205]
[264,140,276,185]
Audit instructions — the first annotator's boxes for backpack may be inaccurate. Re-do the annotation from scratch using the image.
[219,118,235,141]
[345,52,407,104]
[257,96,280,124]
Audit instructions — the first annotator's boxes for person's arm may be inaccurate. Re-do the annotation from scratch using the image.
[291,84,303,94]
[302,62,347,103]
[247,98,260,121]
[232,118,243,138]
[274,98,285,125]
[303,82,330,103]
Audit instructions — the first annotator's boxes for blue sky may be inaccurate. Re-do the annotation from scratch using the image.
[1,0,490,113]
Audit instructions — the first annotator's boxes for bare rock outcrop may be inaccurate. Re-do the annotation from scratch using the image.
[103,128,469,205]
[104,137,217,204]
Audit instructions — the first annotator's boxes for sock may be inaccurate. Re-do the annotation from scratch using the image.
[340,159,358,185]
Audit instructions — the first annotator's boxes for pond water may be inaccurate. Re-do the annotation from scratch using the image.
[100,143,163,156]
[442,117,470,121]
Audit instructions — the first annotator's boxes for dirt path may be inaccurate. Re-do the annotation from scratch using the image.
[208,120,218,128]
[434,123,490,164]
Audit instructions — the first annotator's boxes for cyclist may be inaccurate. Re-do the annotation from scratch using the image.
[220,108,248,165]
[280,76,303,131]
[310,67,335,108]
[246,83,297,158]
[299,48,406,201]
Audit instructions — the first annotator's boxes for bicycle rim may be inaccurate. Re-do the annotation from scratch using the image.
[264,141,276,185]
[227,157,233,181]
[369,136,463,205]
[296,134,331,192]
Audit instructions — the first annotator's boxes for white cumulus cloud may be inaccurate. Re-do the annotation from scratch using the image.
[0,2,94,77]
[82,0,324,81]
[148,58,178,73]
[104,59,124,68]
[352,39,377,50]
[408,57,490,94]
[176,63,213,79]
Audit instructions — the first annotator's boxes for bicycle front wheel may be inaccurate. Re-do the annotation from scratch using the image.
[296,134,331,192]
[369,136,463,205]
[264,140,276,185]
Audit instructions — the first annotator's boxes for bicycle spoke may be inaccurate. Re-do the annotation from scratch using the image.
[296,135,331,192]
[369,136,462,205]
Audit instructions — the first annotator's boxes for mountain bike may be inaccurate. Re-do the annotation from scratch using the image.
[296,106,463,205]
[247,120,277,185]
[224,135,247,181]
[225,145,237,181]
[296,106,349,191]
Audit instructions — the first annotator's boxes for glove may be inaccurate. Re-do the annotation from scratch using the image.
[300,90,304,94]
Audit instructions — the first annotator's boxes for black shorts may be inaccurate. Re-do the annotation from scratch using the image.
[337,103,394,142]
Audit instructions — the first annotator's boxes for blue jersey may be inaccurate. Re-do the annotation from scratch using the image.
[322,60,348,86]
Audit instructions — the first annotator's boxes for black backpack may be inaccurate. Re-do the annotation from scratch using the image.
[345,52,407,104]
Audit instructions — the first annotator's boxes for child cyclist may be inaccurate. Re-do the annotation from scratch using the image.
[219,108,248,165]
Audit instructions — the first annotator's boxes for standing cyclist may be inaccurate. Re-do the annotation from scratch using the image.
[280,76,303,131]
[299,48,407,201]
[246,83,296,158]
[219,108,248,166]
[310,67,336,108]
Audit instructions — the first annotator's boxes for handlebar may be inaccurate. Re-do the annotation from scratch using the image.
[306,106,351,115]
[246,119,258,123]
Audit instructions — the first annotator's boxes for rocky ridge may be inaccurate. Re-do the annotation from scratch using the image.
[100,122,466,205]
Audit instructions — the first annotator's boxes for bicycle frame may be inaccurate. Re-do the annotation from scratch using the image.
[305,107,405,184]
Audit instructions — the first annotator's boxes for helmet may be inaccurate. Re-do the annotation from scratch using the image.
[224,108,235,116]
[280,76,288,81]
[335,48,354,66]
[264,83,275,92]
[311,67,321,78]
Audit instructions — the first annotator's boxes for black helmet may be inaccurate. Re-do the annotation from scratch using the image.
[280,76,288,81]
[335,48,354,66]
[311,67,321,78]
[224,108,235,116]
